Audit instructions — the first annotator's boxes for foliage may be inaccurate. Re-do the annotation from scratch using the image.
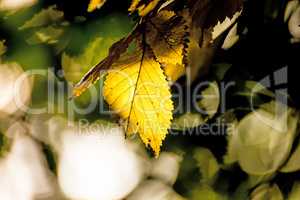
[1,0,300,199]
[73,0,243,155]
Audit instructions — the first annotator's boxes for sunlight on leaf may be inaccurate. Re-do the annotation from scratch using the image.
[250,184,283,200]
[19,5,64,30]
[72,31,137,97]
[26,26,65,45]
[189,0,243,45]
[221,23,239,50]
[87,0,106,12]
[129,0,161,16]
[146,10,188,82]
[235,102,298,175]
[103,47,173,156]
[212,10,242,41]
[62,37,108,83]
[197,81,220,119]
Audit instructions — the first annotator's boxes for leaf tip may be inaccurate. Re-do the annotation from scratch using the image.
[87,0,106,12]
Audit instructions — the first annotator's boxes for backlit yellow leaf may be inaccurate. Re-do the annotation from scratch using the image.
[88,0,106,12]
[128,0,141,13]
[129,0,161,16]
[103,46,173,156]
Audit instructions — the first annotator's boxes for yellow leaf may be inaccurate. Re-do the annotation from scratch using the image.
[88,0,106,12]
[145,10,189,81]
[103,47,174,156]
[129,0,161,16]
[128,0,141,13]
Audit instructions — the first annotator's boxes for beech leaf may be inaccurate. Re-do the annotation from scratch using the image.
[103,46,173,156]
[129,0,161,16]
[145,10,189,81]
[19,5,64,30]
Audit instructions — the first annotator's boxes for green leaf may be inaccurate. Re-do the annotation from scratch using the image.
[222,111,239,165]
[18,5,68,51]
[288,182,300,200]
[247,174,275,189]
[172,112,206,130]
[281,136,300,172]
[0,40,7,56]
[210,63,232,81]
[26,25,65,45]
[231,181,250,200]
[197,81,220,119]
[0,132,11,157]
[189,184,227,200]
[250,184,283,200]
[62,37,118,83]
[7,45,51,70]
[193,147,220,185]
[19,5,64,30]
[234,101,298,175]
[224,102,298,176]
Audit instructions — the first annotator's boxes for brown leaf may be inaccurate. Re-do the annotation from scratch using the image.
[188,0,243,46]
[145,10,189,81]
[183,0,242,81]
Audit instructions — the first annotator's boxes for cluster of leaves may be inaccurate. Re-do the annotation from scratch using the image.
[2,0,300,199]
[73,0,243,156]
[171,69,300,199]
